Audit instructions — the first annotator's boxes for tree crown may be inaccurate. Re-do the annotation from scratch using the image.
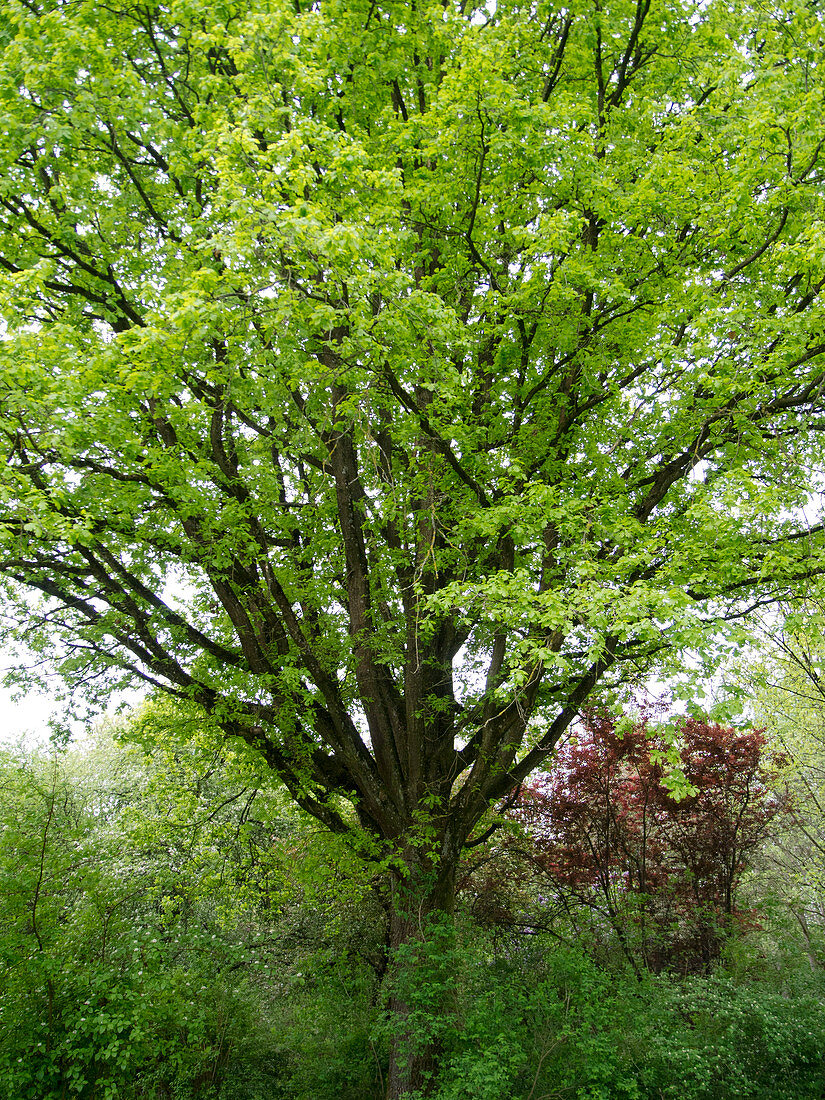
[0,0,823,848]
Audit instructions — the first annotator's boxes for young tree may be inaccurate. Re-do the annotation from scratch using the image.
[510,713,785,974]
[744,608,825,962]
[0,0,824,1089]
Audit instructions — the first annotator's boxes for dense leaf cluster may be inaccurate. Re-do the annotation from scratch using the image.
[0,0,823,875]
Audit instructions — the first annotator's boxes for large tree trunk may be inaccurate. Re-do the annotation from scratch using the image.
[385,845,458,1100]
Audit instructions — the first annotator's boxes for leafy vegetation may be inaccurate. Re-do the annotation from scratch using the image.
[0,723,289,1099]
[1,698,825,1099]
[501,711,788,975]
[0,0,825,1091]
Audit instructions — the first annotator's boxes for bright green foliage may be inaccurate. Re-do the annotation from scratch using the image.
[0,0,823,852]
[1,16,825,1090]
[738,609,825,961]
[0,728,304,1099]
[376,925,825,1100]
[431,940,643,1100]
[637,974,825,1100]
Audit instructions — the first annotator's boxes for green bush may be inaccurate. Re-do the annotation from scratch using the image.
[380,920,825,1100]
[376,919,642,1100]
[439,944,643,1100]
[636,974,825,1100]
[0,740,285,1099]
[0,929,278,1100]
[265,950,384,1100]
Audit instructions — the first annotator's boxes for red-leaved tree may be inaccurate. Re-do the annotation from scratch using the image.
[494,713,788,974]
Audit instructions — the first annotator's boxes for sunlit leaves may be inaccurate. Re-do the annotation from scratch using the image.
[0,0,823,877]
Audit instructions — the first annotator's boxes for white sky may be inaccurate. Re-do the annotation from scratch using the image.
[0,680,146,749]
[0,686,61,747]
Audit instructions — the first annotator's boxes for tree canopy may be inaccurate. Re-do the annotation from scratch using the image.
[0,0,824,968]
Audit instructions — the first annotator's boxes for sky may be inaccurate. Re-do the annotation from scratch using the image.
[0,677,145,749]
[0,685,61,747]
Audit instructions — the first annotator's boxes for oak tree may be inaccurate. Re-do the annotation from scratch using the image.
[0,0,824,1089]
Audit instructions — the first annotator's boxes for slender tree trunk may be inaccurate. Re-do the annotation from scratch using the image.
[385,846,458,1100]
